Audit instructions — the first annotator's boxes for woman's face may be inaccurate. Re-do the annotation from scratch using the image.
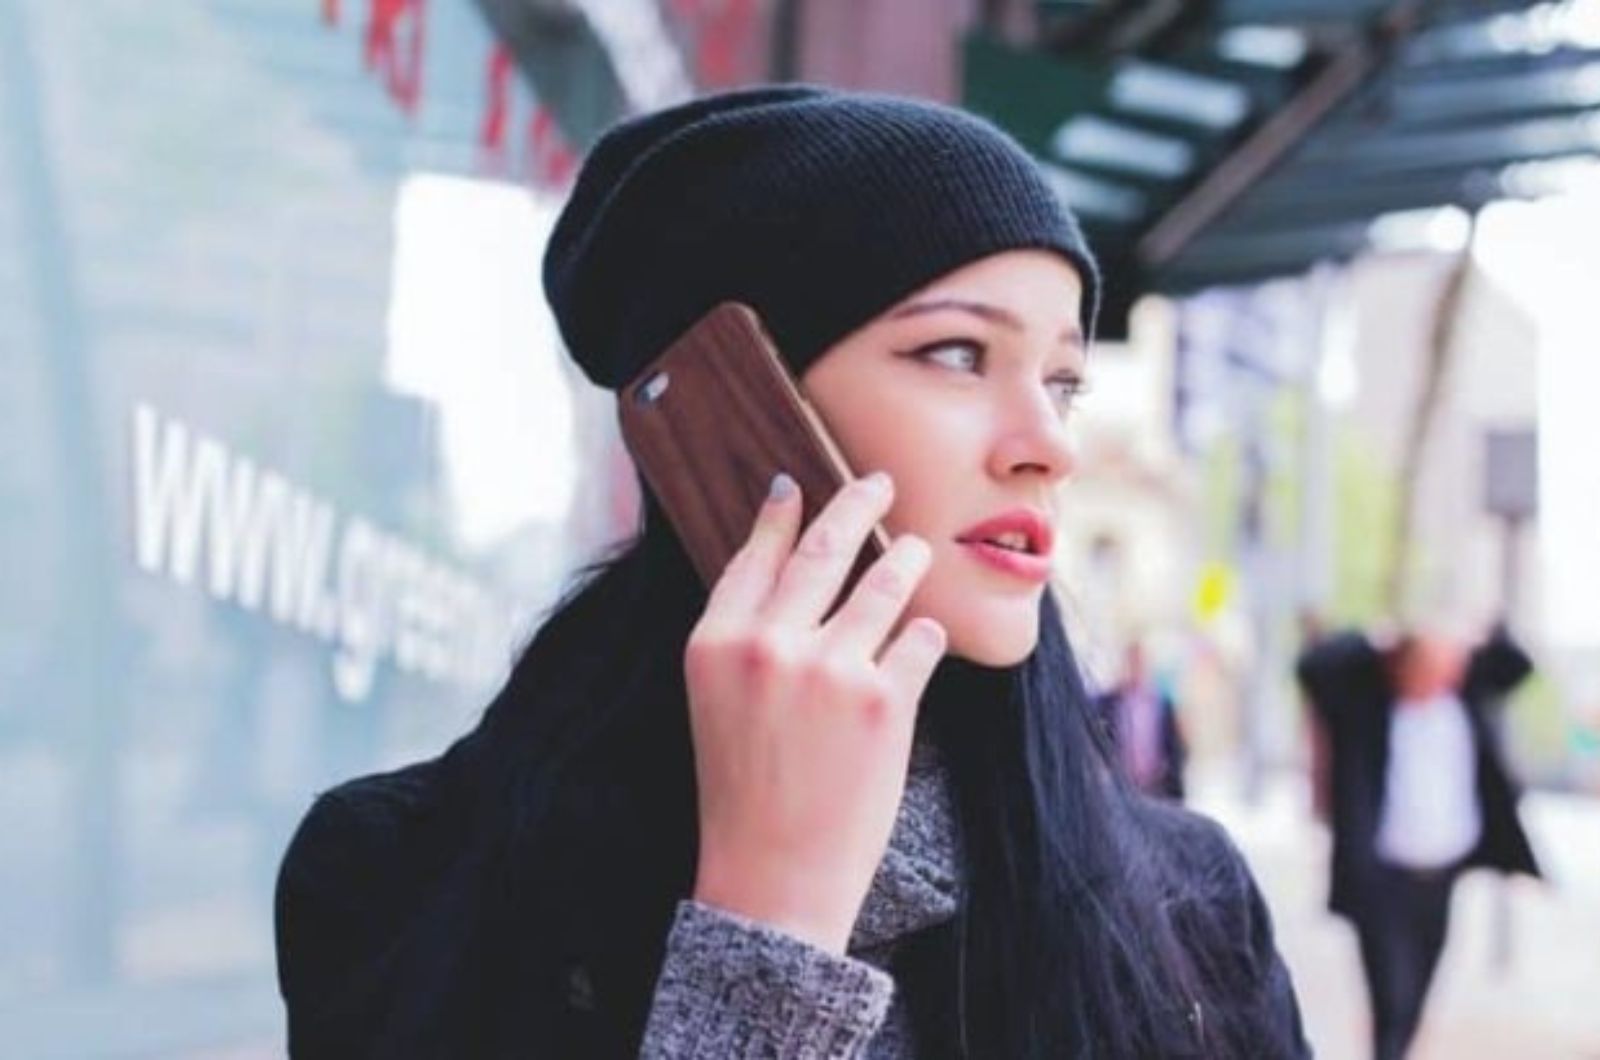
[801,249,1085,666]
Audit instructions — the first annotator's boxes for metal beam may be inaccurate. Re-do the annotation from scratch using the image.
[1390,45,1600,85]
[1297,111,1600,172]
[1136,0,1429,266]
[1214,168,1486,231]
[1381,59,1600,126]
[1218,0,1525,26]
[1176,219,1373,271]
[1217,0,1389,23]
[1154,223,1373,291]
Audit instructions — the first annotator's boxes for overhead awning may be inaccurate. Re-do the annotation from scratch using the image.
[969,0,1600,335]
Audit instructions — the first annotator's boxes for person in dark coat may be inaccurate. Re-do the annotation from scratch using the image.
[1096,639,1187,800]
[1297,621,1540,1060]
[275,86,1310,1059]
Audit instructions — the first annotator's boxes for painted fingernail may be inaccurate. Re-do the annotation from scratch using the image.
[769,472,797,501]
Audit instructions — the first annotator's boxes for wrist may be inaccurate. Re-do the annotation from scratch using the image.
[691,857,858,955]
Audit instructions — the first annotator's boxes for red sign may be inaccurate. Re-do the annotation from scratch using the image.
[320,0,427,115]
[364,0,428,114]
[668,0,761,89]
[479,45,578,189]
[318,4,576,190]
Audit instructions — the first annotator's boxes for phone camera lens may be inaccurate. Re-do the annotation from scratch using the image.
[637,371,670,405]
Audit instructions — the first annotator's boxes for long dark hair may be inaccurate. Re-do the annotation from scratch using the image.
[462,489,1248,1057]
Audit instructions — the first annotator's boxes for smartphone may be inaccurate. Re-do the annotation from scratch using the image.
[618,302,889,590]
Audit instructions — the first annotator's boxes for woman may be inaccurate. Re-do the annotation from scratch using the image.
[276,85,1309,1059]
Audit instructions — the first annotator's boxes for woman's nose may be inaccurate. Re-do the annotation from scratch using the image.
[986,386,1077,483]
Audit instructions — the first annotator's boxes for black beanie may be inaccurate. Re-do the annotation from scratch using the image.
[543,84,1100,391]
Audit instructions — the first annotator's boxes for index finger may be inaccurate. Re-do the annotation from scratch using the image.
[761,471,893,630]
[699,473,803,626]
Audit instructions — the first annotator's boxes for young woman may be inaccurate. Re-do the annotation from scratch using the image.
[276,85,1309,1059]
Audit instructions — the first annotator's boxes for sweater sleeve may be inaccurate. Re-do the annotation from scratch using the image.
[639,900,895,1059]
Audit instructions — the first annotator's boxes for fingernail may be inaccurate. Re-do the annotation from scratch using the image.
[769,472,797,501]
[863,471,892,495]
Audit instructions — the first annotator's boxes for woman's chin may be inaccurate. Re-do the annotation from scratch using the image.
[944,625,1039,668]
[916,582,1045,669]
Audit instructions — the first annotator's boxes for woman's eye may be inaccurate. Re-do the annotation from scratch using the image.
[916,341,982,373]
[1047,377,1088,411]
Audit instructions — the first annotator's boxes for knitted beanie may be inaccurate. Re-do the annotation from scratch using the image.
[543,84,1099,391]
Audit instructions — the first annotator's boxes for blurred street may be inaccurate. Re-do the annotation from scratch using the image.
[1194,770,1600,1059]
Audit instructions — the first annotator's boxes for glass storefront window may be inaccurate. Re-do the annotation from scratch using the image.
[0,2,634,1053]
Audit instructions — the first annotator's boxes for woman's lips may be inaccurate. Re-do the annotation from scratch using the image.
[959,540,1053,583]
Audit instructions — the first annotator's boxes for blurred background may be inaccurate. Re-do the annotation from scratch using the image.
[1,0,1597,1056]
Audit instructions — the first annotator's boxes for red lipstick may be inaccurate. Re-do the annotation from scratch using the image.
[955,509,1054,584]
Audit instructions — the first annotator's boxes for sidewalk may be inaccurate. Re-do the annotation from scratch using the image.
[1192,768,1600,1060]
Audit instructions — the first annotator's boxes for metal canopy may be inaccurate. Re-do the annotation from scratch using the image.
[968,0,1600,335]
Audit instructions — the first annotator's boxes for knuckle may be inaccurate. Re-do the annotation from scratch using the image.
[858,679,899,728]
[801,654,859,695]
[908,614,940,656]
[859,538,929,599]
[795,522,841,560]
[862,560,911,598]
[907,619,948,663]
[738,630,791,677]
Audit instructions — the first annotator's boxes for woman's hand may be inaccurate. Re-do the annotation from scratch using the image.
[684,471,947,954]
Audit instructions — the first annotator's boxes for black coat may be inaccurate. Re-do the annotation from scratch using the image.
[1295,628,1541,921]
[275,743,1310,1058]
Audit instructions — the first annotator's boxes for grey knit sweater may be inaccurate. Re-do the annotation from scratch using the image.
[639,740,960,1058]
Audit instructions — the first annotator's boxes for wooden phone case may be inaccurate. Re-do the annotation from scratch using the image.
[618,302,889,588]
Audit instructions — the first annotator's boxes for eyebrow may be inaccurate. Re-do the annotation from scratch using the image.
[887,297,1085,350]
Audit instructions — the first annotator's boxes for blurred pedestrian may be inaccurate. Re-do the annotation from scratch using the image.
[1097,638,1187,800]
[1297,609,1335,825]
[1296,621,1541,1060]
[275,86,1309,1058]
